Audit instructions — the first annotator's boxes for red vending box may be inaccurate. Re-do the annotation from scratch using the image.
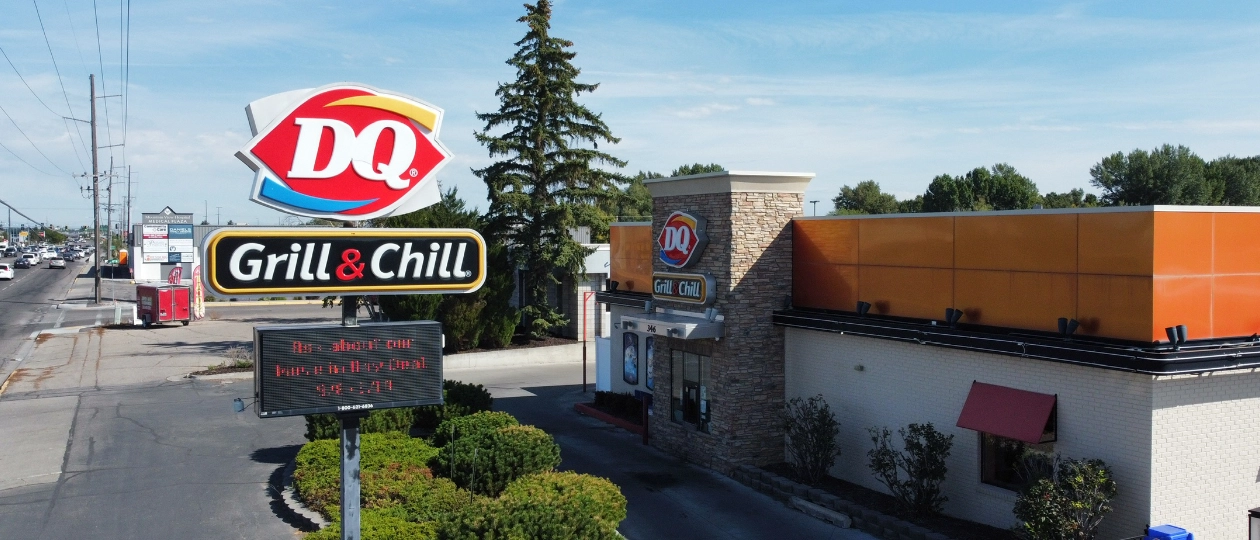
[136,284,192,328]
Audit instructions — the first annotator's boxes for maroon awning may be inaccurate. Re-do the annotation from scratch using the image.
[956,381,1056,444]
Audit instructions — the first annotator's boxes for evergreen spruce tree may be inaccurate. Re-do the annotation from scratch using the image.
[475,0,625,338]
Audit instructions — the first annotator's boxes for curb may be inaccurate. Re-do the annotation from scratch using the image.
[727,465,955,540]
[206,300,326,307]
[280,458,330,530]
[574,402,645,435]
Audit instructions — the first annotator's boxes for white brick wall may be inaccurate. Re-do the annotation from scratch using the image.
[785,327,1153,538]
[1150,368,1260,539]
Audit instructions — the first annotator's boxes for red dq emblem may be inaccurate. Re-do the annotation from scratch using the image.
[657,211,708,268]
[237,83,452,220]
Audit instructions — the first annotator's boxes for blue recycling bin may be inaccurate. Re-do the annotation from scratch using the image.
[1145,524,1193,540]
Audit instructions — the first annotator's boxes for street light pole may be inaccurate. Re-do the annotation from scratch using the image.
[809,200,819,216]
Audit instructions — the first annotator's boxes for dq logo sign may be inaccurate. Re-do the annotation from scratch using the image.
[236,83,452,220]
[657,211,708,268]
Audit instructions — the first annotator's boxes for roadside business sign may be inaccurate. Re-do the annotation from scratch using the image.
[236,83,452,221]
[201,227,486,296]
[652,271,716,305]
[253,321,443,418]
[657,210,709,269]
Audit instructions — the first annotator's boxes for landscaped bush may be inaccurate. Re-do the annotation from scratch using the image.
[437,472,626,540]
[305,407,416,441]
[782,394,841,485]
[593,391,643,421]
[292,432,440,517]
[1013,457,1117,540]
[305,509,438,540]
[867,422,954,516]
[432,425,562,497]
[413,380,495,430]
[430,411,519,447]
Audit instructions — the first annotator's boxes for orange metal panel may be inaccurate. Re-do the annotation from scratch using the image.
[1077,274,1152,341]
[858,216,954,268]
[793,219,859,265]
[955,214,1078,273]
[1078,212,1153,276]
[954,270,1077,332]
[1212,275,1260,338]
[1152,276,1212,342]
[1153,213,1213,276]
[1213,213,1260,274]
[858,266,954,320]
[610,224,653,293]
[793,263,858,311]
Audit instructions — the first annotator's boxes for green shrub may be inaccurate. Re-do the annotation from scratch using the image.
[438,472,626,540]
[476,243,518,349]
[867,422,954,516]
[431,411,518,448]
[433,425,562,497]
[306,509,438,540]
[413,380,494,430]
[293,433,440,517]
[1013,457,1117,540]
[783,394,841,485]
[305,408,416,441]
[440,295,486,352]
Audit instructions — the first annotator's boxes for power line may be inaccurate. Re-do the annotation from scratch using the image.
[90,0,116,164]
[0,102,73,176]
[0,138,57,176]
[121,0,130,147]
[32,0,92,162]
[0,45,87,172]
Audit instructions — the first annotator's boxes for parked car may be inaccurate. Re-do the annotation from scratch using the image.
[0,263,12,279]
[48,257,65,269]
[14,258,30,269]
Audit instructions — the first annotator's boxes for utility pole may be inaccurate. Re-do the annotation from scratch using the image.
[91,74,101,304]
[125,167,132,251]
[216,207,221,226]
[106,157,114,265]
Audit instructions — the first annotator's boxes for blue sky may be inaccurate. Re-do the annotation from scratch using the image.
[1,0,1259,227]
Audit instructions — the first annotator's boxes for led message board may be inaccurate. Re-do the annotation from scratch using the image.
[254,321,443,418]
[203,227,485,296]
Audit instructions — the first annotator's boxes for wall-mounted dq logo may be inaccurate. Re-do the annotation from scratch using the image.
[236,83,453,220]
[657,211,708,268]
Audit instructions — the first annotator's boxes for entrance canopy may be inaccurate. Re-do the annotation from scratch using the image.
[620,311,724,340]
[956,381,1056,444]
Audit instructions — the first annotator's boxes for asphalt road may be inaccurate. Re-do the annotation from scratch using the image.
[0,256,89,363]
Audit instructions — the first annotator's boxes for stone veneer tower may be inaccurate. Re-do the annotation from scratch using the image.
[643,171,812,472]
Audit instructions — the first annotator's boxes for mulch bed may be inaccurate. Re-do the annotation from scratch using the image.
[586,401,643,425]
[190,365,253,376]
[763,463,1016,540]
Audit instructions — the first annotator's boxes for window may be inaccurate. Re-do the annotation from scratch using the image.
[980,434,1054,491]
[670,343,711,433]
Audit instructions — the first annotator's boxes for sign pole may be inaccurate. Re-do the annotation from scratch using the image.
[339,412,364,540]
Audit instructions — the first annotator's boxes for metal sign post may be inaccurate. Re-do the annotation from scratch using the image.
[339,411,365,540]
[339,293,360,540]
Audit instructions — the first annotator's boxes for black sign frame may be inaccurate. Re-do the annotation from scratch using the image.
[254,321,444,418]
[203,227,486,296]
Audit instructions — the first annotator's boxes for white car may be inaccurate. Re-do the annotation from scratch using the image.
[48,257,65,269]
[21,253,39,265]
[0,263,12,279]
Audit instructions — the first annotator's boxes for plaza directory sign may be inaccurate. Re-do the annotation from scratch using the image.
[254,321,443,418]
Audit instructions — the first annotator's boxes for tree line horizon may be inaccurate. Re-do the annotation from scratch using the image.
[831,144,1260,215]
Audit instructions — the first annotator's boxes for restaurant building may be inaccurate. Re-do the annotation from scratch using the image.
[596,170,1260,539]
